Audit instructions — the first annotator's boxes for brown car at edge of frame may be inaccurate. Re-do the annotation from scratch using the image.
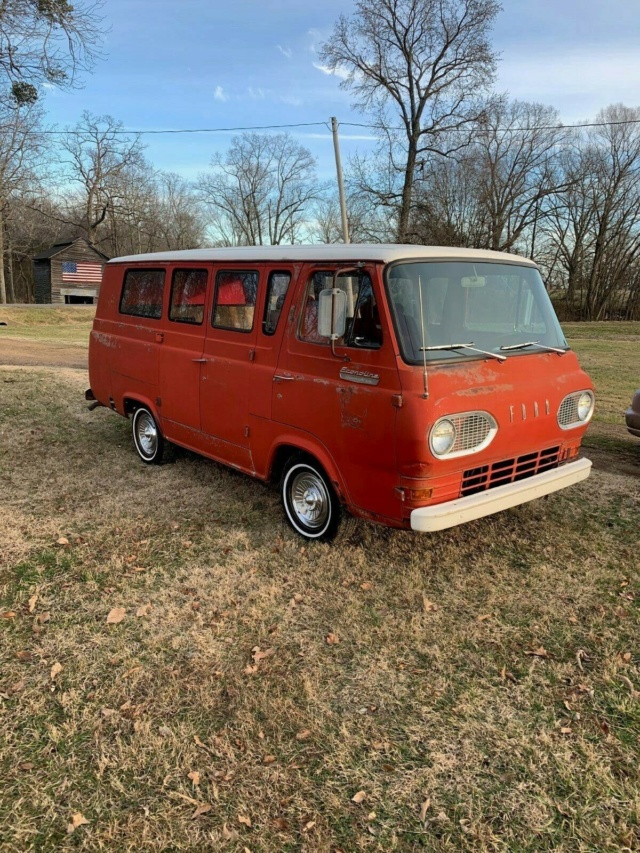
[626,389,640,438]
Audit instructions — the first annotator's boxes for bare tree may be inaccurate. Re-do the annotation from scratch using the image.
[471,98,569,252]
[59,111,146,248]
[0,0,104,104]
[0,95,48,302]
[199,132,319,245]
[546,105,640,319]
[311,189,393,243]
[154,172,205,251]
[320,0,500,241]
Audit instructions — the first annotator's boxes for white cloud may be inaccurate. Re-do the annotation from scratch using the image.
[307,28,322,54]
[247,87,266,100]
[277,45,292,59]
[214,85,228,102]
[313,62,351,81]
[279,94,303,107]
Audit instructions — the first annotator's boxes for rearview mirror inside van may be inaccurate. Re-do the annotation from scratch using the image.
[461,275,486,288]
[318,288,347,339]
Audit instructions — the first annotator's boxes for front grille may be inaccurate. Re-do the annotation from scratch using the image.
[558,395,580,427]
[461,446,561,497]
[450,413,493,454]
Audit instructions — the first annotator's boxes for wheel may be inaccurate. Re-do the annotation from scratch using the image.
[132,405,164,464]
[281,456,343,541]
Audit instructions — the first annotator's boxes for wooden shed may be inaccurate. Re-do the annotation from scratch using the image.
[33,238,109,304]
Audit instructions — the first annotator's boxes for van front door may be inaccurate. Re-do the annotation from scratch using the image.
[200,266,260,472]
[272,264,402,523]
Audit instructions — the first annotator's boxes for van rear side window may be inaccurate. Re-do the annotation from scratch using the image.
[120,269,165,319]
[169,269,208,325]
[212,270,258,332]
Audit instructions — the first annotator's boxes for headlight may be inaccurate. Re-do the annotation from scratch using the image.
[430,419,456,456]
[428,412,497,458]
[558,390,594,429]
[577,392,594,421]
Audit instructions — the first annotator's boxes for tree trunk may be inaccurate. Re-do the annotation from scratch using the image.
[0,207,6,304]
[5,226,16,302]
[397,140,418,243]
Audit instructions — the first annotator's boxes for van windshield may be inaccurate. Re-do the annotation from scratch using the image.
[386,260,567,363]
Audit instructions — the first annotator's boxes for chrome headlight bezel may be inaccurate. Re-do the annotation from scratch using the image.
[429,411,498,459]
[430,418,456,456]
[558,390,595,430]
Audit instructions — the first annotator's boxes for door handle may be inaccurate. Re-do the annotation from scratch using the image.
[274,374,294,382]
[192,358,207,363]
[155,332,164,343]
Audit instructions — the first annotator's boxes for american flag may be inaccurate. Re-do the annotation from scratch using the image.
[61,260,103,283]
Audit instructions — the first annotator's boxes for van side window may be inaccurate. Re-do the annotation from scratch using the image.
[300,270,382,348]
[169,269,208,325]
[346,276,382,348]
[212,270,258,332]
[120,269,165,319]
[300,272,332,344]
[263,271,291,335]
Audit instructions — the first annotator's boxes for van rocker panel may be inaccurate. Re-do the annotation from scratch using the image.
[410,457,592,532]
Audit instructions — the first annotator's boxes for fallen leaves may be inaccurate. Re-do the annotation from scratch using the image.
[66,812,89,833]
[420,798,431,822]
[50,661,62,680]
[135,603,152,618]
[188,771,200,786]
[238,814,252,827]
[251,646,274,663]
[422,597,438,613]
[106,607,126,624]
[326,632,340,645]
[619,675,639,698]
[27,593,38,613]
[525,646,549,658]
[2,611,16,619]
[191,803,211,819]
[295,729,311,741]
[351,790,367,804]
[56,536,70,547]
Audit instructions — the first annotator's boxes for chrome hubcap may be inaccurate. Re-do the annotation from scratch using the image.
[137,412,157,457]
[290,472,329,529]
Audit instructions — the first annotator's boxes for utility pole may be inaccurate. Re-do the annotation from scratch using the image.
[331,117,350,244]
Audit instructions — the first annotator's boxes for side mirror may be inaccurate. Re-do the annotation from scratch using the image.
[318,288,347,339]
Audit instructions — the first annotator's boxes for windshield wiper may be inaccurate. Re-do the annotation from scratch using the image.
[421,342,506,362]
[499,340,568,354]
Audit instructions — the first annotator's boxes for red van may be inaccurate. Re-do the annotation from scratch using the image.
[87,245,594,540]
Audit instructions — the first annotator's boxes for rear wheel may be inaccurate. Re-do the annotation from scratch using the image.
[281,456,343,541]
[132,406,164,464]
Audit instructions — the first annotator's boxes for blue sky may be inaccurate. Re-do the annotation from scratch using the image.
[42,0,640,182]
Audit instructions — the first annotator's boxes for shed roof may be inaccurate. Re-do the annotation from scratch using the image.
[33,238,110,262]
[109,244,538,267]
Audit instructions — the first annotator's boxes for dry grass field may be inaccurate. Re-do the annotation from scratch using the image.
[0,310,638,852]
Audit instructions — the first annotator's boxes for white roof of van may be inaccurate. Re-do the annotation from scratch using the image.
[109,243,537,267]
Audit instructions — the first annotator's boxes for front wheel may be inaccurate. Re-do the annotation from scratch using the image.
[132,405,164,464]
[281,456,343,541]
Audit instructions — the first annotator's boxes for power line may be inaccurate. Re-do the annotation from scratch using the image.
[21,116,640,137]
[35,121,330,135]
[341,118,640,132]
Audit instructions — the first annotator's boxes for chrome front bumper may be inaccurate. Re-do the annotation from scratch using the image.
[410,457,592,532]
